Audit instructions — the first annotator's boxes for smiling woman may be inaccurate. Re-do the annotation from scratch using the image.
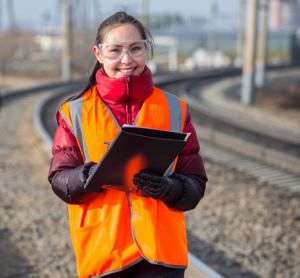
[48,11,207,278]
[93,24,149,78]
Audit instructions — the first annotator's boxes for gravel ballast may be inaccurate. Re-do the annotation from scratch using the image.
[1,91,299,278]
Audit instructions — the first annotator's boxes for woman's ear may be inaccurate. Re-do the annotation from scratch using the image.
[93,46,103,64]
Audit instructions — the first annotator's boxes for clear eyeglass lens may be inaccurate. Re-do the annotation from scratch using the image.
[100,41,147,60]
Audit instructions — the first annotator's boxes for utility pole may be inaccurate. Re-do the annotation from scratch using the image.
[241,0,258,105]
[81,0,88,30]
[0,0,3,33]
[0,0,2,32]
[207,0,218,52]
[139,0,149,29]
[168,45,178,72]
[255,0,269,88]
[236,0,246,64]
[7,0,16,28]
[62,0,72,81]
[92,0,101,26]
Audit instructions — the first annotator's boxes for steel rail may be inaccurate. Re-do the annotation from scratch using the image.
[32,66,299,276]
[33,76,225,278]
[179,77,300,175]
[2,65,290,277]
[182,80,300,145]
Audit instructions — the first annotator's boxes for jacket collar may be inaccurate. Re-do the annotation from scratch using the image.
[95,66,154,103]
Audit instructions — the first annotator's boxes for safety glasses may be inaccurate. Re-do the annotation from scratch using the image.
[97,40,148,60]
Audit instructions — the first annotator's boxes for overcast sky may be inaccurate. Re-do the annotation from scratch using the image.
[1,0,239,31]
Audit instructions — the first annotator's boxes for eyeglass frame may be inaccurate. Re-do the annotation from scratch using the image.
[96,39,148,60]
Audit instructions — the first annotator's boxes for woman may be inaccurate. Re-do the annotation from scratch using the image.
[48,11,207,278]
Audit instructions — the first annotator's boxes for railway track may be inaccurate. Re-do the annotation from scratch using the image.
[156,68,300,194]
[34,73,228,278]
[2,66,298,277]
[36,66,300,275]
[181,77,300,192]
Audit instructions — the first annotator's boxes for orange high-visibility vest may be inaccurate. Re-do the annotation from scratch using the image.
[59,85,188,278]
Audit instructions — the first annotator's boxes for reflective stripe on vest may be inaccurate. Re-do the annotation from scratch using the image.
[69,99,90,161]
[59,86,188,278]
[62,90,185,161]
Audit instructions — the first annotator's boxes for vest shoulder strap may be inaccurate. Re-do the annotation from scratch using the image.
[162,90,187,132]
[59,92,89,160]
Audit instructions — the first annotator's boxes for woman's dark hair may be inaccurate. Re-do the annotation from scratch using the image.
[69,11,154,101]
[95,11,154,56]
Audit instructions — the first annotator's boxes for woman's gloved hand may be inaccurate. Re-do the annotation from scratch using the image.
[88,163,97,177]
[133,171,184,203]
[68,161,99,195]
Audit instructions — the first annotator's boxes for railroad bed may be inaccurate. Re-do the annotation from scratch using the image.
[1,80,300,278]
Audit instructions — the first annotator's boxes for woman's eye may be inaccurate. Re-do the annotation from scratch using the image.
[109,48,121,53]
[131,46,142,52]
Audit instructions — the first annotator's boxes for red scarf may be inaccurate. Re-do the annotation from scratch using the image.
[95,66,154,126]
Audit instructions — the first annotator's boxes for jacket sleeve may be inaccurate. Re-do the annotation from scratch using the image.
[48,112,97,204]
[166,111,207,211]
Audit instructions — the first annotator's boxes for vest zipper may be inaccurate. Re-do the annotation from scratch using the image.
[126,75,132,125]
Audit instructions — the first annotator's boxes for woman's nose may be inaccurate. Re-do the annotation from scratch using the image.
[120,51,133,63]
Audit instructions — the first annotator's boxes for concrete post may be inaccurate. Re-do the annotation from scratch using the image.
[62,0,72,81]
[7,0,16,28]
[140,0,149,29]
[168,45,178,72]
[236,0,246,63]
[255,0,269,88]
[241,0,258,105]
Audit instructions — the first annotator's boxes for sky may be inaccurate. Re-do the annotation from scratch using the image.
[1,0,239,32]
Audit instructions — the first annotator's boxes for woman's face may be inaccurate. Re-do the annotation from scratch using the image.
[93,24,147,79]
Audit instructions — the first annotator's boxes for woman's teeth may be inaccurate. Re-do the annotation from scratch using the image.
[119,68,134,74]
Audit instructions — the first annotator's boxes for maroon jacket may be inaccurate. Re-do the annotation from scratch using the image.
[48,67,207,211]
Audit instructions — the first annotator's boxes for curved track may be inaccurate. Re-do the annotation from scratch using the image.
[2,66,299,277]
[38,66,300,268]
[34,72,231,278]
[36,66,300,275]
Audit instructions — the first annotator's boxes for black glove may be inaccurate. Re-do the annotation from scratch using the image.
[88,163,97,177]
[67,161,99,197]
[133,172,184,203]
